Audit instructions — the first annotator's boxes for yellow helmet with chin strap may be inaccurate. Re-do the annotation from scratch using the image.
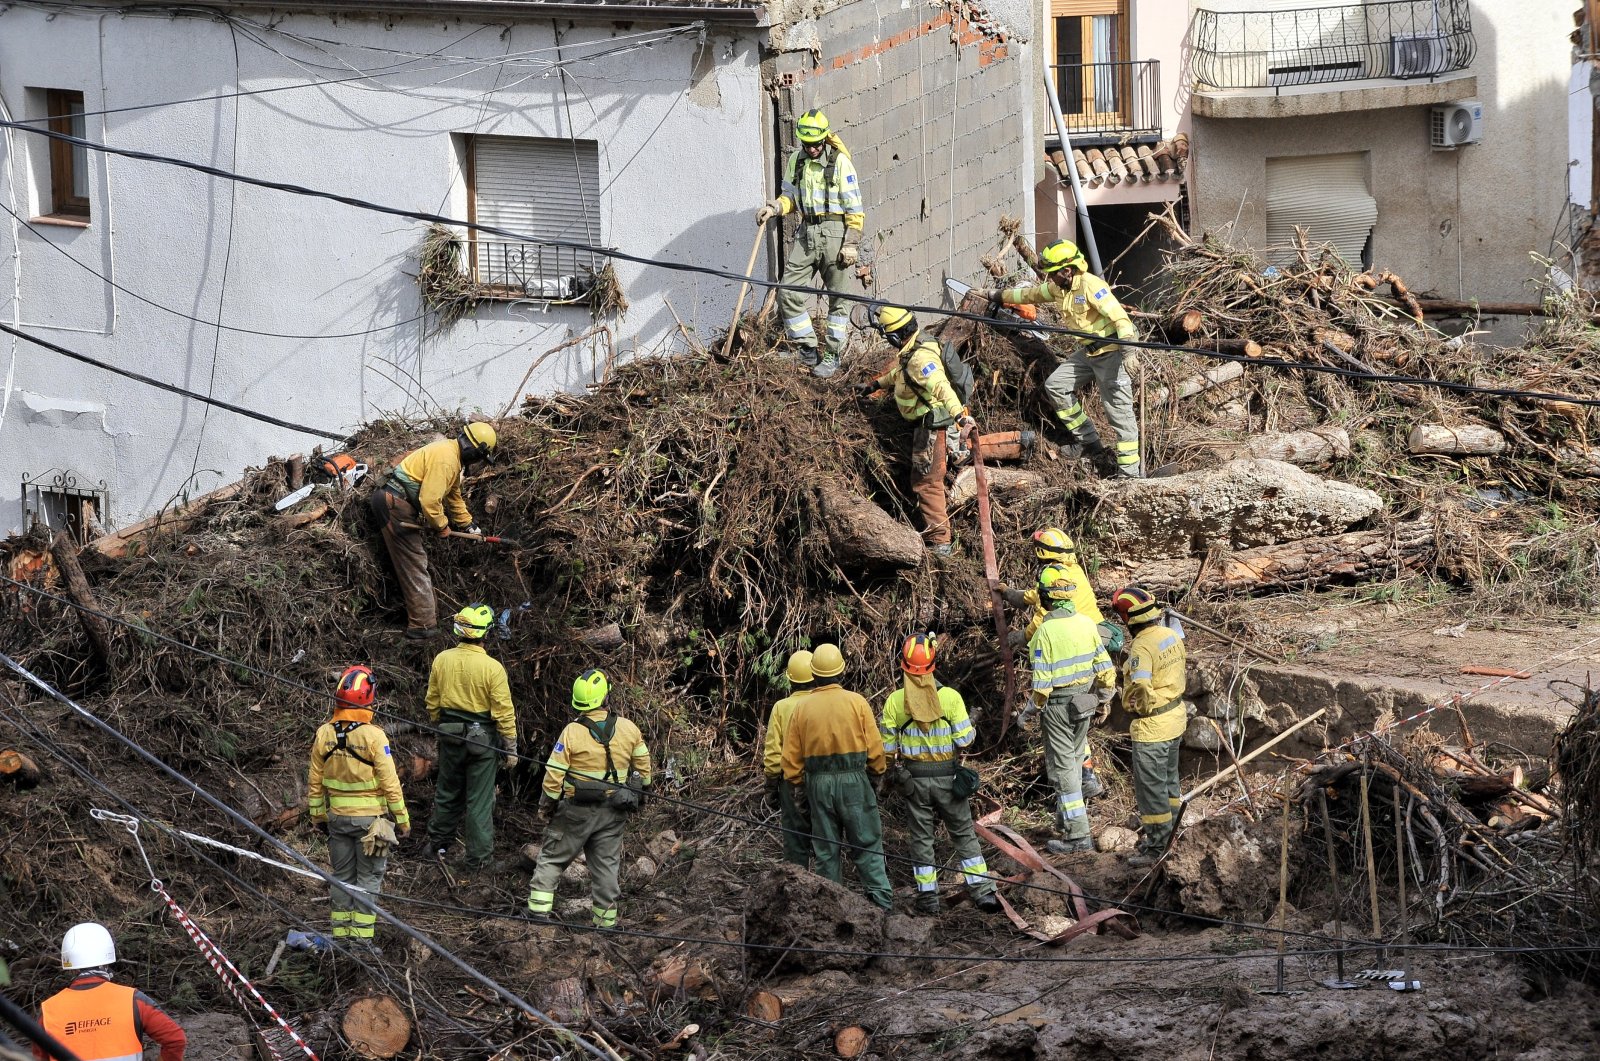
[458,422,497,464]
[785,650,815,687]
[1040,239,1087,275]
[453,603,494,640]
[1031,527,1077,564]
[875,304,919,348]
[796,109,831,144]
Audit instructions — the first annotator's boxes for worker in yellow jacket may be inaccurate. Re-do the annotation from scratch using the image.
[975,240,1143,477]
[528,669,653,928]
[757,109,866,377]
[764,649,815,868]
[782,643,893,908]
[1111,586,1188,867]
[1028,566,1116,854]
[855,304,977,556]
[367,422,498,638]
[307,665,409,946]
[426,604,517,872]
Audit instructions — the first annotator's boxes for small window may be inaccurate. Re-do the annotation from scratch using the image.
[467,135,600,299]
[22,470,109,544]
[45,89,90,220]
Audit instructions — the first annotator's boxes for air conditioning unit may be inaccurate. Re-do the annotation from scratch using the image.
[1390,34,1448,78]
[1431,99,1484,149]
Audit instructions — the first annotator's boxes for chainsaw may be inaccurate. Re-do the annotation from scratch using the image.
[273,456,368,511]
[945,278,1053,344]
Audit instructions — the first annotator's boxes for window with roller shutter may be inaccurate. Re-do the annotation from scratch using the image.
[1265,152,1376,269]
[467,134,601,298]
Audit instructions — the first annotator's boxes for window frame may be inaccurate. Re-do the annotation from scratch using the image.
[463,132,602,300]
[44,88,90,221]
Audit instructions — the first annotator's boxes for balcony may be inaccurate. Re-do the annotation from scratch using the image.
[1050,59,1162,143]
[1191,0,1477,119]
[465,239,595,301]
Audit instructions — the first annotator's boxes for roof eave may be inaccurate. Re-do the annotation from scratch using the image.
[116,0,768,27]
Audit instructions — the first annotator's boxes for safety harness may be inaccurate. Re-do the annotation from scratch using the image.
[789,146,840,226]
[318,721,375,769]
[567,716,634,807]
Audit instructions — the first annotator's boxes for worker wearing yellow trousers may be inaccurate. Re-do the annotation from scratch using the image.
[307,665,409,946]
[764,650,816,868]
[528,669,653,928]
[1112,586,1188,867]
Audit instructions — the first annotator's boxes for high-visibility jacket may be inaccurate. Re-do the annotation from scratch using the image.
[782,683,886,783]
[1019,563,1103,638]
[389,437,473,531]
[307,709,409,825]
[871,338,966,425]
[1123,623,1188,743]
[38,976,187,1061]
[763,691,811,780]
[1001,272,1136,349]
[426,643,517,745]
[1028,605,1115,705]
[777,135,865,231]
[542,709,653,800]
[880,684,973,763]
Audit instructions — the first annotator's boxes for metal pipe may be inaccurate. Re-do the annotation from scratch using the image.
[1041,71,1103,275]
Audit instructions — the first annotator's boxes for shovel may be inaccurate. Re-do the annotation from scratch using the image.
[398,522,521,547]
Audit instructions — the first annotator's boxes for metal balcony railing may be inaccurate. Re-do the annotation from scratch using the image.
[465,239,596,300]
[1051,59,1162,141]
[1192,0,1475,91]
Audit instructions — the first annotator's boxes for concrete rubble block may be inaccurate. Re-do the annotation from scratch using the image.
[743,864,887,972]
[1181,714,1243,753]
[1096,825,1139,853]
[1099,458,1384,561]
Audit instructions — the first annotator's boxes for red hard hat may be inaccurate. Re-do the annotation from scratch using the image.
[900,632,938,675]
[1111,586,1160,625]
[335,665,376,708]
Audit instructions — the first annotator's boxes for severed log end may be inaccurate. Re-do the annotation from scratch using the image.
[0,749,42,789]
[835,1027,870,1058]
[342,995,411,1059]
[745,990,783,1023]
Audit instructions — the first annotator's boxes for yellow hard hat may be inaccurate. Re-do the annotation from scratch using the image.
[459,422,497,464]
[786,650,815,686]
[876,304,915,333]
[810,642,846,679]
[1040,239,1087,274]
[1036,565,1078,606]
[572,668,610,712]
[796,109,831,144]
[452,603,494,640]
[1031,527,1077,564]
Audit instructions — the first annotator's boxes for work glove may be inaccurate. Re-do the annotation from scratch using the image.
[312,818,329,836]
[763,776,782,809]
[1123,349,1142,374]
[838,242,859,267]
[974,288,1001,303]
[500,738,518,770]
[789,783,810,825]
[397,823,411,839]
[1094,687,1116,725]
[853,379,877,397]
[1001,586,1029,609]
[537,796,558,822]
[455,522,483,536]
[1005,628,1029,651]
[755,199,784,225]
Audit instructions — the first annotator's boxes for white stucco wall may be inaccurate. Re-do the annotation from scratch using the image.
[0,4,765,530]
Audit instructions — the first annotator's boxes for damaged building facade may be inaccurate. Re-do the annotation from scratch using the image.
[0,0,1031,534]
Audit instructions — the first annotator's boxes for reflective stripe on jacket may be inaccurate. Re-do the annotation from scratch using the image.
[781,683,886,783]
[392,437,472,531]
[1123,623,1188,743]
[425,643,517,745]
[1020,564,1103,638]
[40,980,144,1061]
[307,711,408,825]
[871,338,966,424]
[778,137,865,230]
[763,692,810,779]
[1001,272,1136,344]
[543,710,653,800]
[1028,607,1115,703]
[879,685,973,763]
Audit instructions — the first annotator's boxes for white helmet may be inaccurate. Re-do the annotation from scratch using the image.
[61,922,116,970]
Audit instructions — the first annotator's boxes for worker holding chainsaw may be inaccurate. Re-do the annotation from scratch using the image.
[974,240,1144,478]
[528,669,652,928]
[755,108,865,379]
[763,649,817,868]
[1111,586,1188,867]
[367,422,498,639]
[853,304,976,557]
[426,604,517,875]
[879,633,1001,916]
[307,665,410,950]
[1028,566,1116,854]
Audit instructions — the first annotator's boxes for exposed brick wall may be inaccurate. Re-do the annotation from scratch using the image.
[771,0,1029,308]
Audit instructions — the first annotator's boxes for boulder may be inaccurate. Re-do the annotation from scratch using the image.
[743,864,886,972]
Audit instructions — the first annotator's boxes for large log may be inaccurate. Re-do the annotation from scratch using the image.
[1093,520,1435,595]
[948,466,1047,507]
[90,481,244,560]
[49,532,115,672]
[1407,424,1507,456]
[1147,362,1245,405]
[1214,427,1351,467]
[815,485,924,570]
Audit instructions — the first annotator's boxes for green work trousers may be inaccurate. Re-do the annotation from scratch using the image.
[1042,344,1140,475]
[805,769,893,909]
[328,814,386,940]
[779,779,812,869]
[904,774,995,898]
[428,720,499,869]
[1133,736,1182,855]
[777,218,851,359]
[527,802,627,927]
[1040,689,1098,841]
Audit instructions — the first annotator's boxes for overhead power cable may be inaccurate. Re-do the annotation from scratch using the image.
[4,121,1596,410]
[0,650,612,1061]
[0,321,346,441]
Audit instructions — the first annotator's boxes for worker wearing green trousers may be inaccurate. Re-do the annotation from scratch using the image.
[528,802,625,923]
[802,766,894,908]
[430,719,499,868]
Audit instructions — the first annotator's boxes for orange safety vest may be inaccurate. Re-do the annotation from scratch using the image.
[40,981,144,1061]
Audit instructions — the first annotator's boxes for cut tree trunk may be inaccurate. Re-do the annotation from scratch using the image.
[745,991,783,1023]
[815,485,924,570]
[1407,424,1507,456]
[576,622,625,651]
[0,749,42,788]
[948,466,1046,508]
[1147,362,1245,405]
[341,996,411,1059]
[1214,427,1350,467]
[50,532,115,672]
[1094,520,1435,595]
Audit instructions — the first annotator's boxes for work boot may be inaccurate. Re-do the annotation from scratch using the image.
[1113,462,1144,480]
[1046,837,1093,855]
[1126,849,1160,868]
[974,893,1002,914]
[1082,766,1105,801]
[812,355,839,379]
[914,893,941,916]
[796,344,821,368]
[405,627,438,641]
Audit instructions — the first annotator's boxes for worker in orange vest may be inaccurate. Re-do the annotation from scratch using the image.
[35,922,186,1060]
